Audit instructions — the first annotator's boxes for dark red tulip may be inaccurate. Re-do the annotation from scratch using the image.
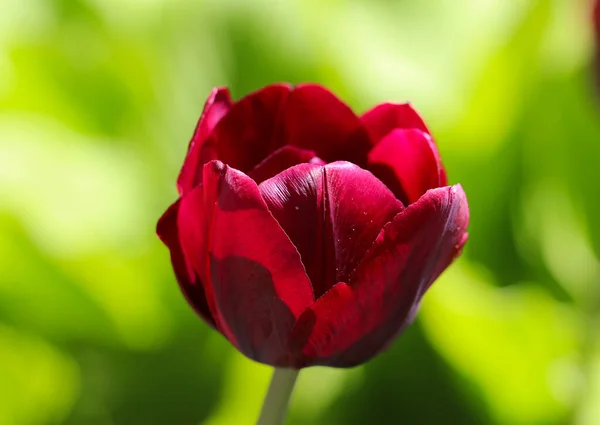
[157,84,469,368]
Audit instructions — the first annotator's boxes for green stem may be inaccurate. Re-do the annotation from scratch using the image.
[257,368,300,425]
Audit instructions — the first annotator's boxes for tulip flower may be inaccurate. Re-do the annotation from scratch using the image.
[157,83,469,424]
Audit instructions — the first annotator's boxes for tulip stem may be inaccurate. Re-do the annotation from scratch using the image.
[257,368,299,425]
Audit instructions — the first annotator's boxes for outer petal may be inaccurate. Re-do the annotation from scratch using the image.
[156,201,216,327]
[178,160,315,366]
[291,185,469,368]
[361,102,430,143]
[177,87,233,194]
[247,145,325,184]
[205,84,292,173]
[280,84,372,167]
[259,162,404,299]
[368,129,447,205]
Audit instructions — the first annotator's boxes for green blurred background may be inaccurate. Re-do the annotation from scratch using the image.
[1,0,599,424]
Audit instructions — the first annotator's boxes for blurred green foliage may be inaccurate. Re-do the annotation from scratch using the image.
[1,0,599,424]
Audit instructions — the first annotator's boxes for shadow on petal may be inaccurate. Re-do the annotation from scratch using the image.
[209,254,301,366]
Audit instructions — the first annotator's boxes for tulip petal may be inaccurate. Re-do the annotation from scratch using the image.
[206,84,292,173]
[177,87,233,194]
[177,184,231,339]
[259,162,404,299]
[292,185,469,367]
[203,84,372,174]
[247,145,325,184]
[156,200,216,327]
[361,102,430,143]
[368,129,447,205]
[280,84,372,167]
[178,160,315,366]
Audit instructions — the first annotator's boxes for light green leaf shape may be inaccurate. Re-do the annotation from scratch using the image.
[420,263,583,425]
[0,326,79,425]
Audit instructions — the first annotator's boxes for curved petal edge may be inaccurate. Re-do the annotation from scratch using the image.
[290,184,469,367]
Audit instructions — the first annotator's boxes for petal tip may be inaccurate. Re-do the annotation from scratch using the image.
[208,159,226,173]
[209,86,232,101]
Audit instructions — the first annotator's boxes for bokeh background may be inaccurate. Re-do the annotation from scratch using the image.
[1,0,599,424]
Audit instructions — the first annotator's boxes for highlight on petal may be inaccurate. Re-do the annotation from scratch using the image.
[177,87,233,194]
[280,84,372,167]
[291,184,469,367]
[259,161,404,299]
[247,145,325,184]
[156,200,215,327]
[361,102,430,144]
[207,84,292,173]
[368,129,447,205]
[178,160,315,366]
